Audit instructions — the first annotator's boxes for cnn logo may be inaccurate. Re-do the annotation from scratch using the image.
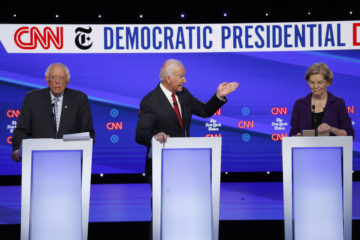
[7,110,20,118]
[271,133,288,141]
[14,26,63,50]
[271,107,287,115]
[106,122,123,130]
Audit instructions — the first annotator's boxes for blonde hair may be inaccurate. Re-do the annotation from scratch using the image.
[305,62,333,85]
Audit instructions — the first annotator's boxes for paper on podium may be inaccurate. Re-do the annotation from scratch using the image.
[63,132,90,141]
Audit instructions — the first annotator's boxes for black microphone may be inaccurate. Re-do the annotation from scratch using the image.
[311,105,318,136]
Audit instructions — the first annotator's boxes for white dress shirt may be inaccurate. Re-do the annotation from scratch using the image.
[159,83,182,117]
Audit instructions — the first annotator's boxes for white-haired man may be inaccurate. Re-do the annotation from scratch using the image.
[135,59,238,178]
[11,63,95,161]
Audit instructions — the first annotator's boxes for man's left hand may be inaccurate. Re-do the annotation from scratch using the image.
[216,82,239,98]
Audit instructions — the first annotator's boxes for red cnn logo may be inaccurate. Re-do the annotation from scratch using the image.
[106,122,123,130]
[7,110,20,118]
[7,136,12,144]
[238,120,255,129]
[205,133,222,137]
[271,133,288,141]
[271,107,287,115]
[14,26,63,50]
[347,105,354,114]
[213,109,221,116]
[353,23,360,46]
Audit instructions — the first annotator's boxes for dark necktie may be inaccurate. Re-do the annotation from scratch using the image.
[171,93,183,129]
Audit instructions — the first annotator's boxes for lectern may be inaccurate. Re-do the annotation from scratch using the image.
[282,136,352,240]
[20,138,93,240]
[152,137,222,240]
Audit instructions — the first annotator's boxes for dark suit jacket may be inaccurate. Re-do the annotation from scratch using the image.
[135,83,226,176]
[289,91,354,137]
[12,87,95,151]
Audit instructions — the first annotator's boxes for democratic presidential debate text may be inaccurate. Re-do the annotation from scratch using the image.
[104,23,348,51]
[0,21,359,53]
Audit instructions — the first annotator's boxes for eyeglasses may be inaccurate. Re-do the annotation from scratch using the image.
[308,80,326,86]
[48,75,67,82]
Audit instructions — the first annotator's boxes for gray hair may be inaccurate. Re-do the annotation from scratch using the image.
[159,59,184,81]
[45,63,71,82]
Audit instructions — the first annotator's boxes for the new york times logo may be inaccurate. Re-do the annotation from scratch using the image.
[75,27,93,50]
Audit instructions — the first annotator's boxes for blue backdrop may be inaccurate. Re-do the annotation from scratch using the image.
[0,44,359,175]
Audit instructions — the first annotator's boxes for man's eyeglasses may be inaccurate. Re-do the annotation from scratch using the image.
[48,75,67,82]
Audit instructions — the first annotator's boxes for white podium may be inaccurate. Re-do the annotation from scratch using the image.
[282,136,353,240]
[20,138,93,240]
[152,137,222,240]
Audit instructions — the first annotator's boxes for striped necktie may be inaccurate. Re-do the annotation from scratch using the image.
[53,97,60,132]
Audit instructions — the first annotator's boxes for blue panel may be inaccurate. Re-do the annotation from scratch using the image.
[161,149,212,240]
[292,148,343,240]
[30,150,82,240]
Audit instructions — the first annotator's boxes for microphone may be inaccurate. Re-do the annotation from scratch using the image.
[311,105,318,136]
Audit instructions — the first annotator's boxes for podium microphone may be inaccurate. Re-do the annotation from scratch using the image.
[312,105,318,136]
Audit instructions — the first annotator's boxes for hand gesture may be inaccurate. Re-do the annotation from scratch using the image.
[216,82,239,98]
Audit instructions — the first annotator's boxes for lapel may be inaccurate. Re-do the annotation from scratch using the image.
[322,91,333,123]
[155,84,182,127]
[44,88,57,131]
[304,93,313,128]
[58,89,69,134]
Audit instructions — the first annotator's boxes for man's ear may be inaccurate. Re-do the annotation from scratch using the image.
[165,75,171,84]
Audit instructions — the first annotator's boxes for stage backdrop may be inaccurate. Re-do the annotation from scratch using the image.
[0,21,359,176]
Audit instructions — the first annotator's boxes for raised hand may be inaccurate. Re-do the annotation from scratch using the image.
[216,82,239,98]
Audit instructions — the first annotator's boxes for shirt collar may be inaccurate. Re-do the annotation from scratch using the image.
[50,90,64,101]
[159,82,174,99]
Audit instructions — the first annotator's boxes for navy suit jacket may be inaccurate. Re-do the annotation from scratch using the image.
[12,87,95,151]
[135,83,226,175]
[289,91,354,137]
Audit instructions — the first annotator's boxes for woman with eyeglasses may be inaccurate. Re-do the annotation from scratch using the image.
[289,62,354,137]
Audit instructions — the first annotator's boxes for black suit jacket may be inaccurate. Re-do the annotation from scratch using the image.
[12,87,95,151]
[135,84,226,176]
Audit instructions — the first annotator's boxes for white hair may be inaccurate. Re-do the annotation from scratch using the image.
[159,59,184,81]
[45,63,71,82]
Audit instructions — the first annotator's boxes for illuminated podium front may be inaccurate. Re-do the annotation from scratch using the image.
[20,138,93,240]
[152,137,222,240]
[282,136,353,240]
